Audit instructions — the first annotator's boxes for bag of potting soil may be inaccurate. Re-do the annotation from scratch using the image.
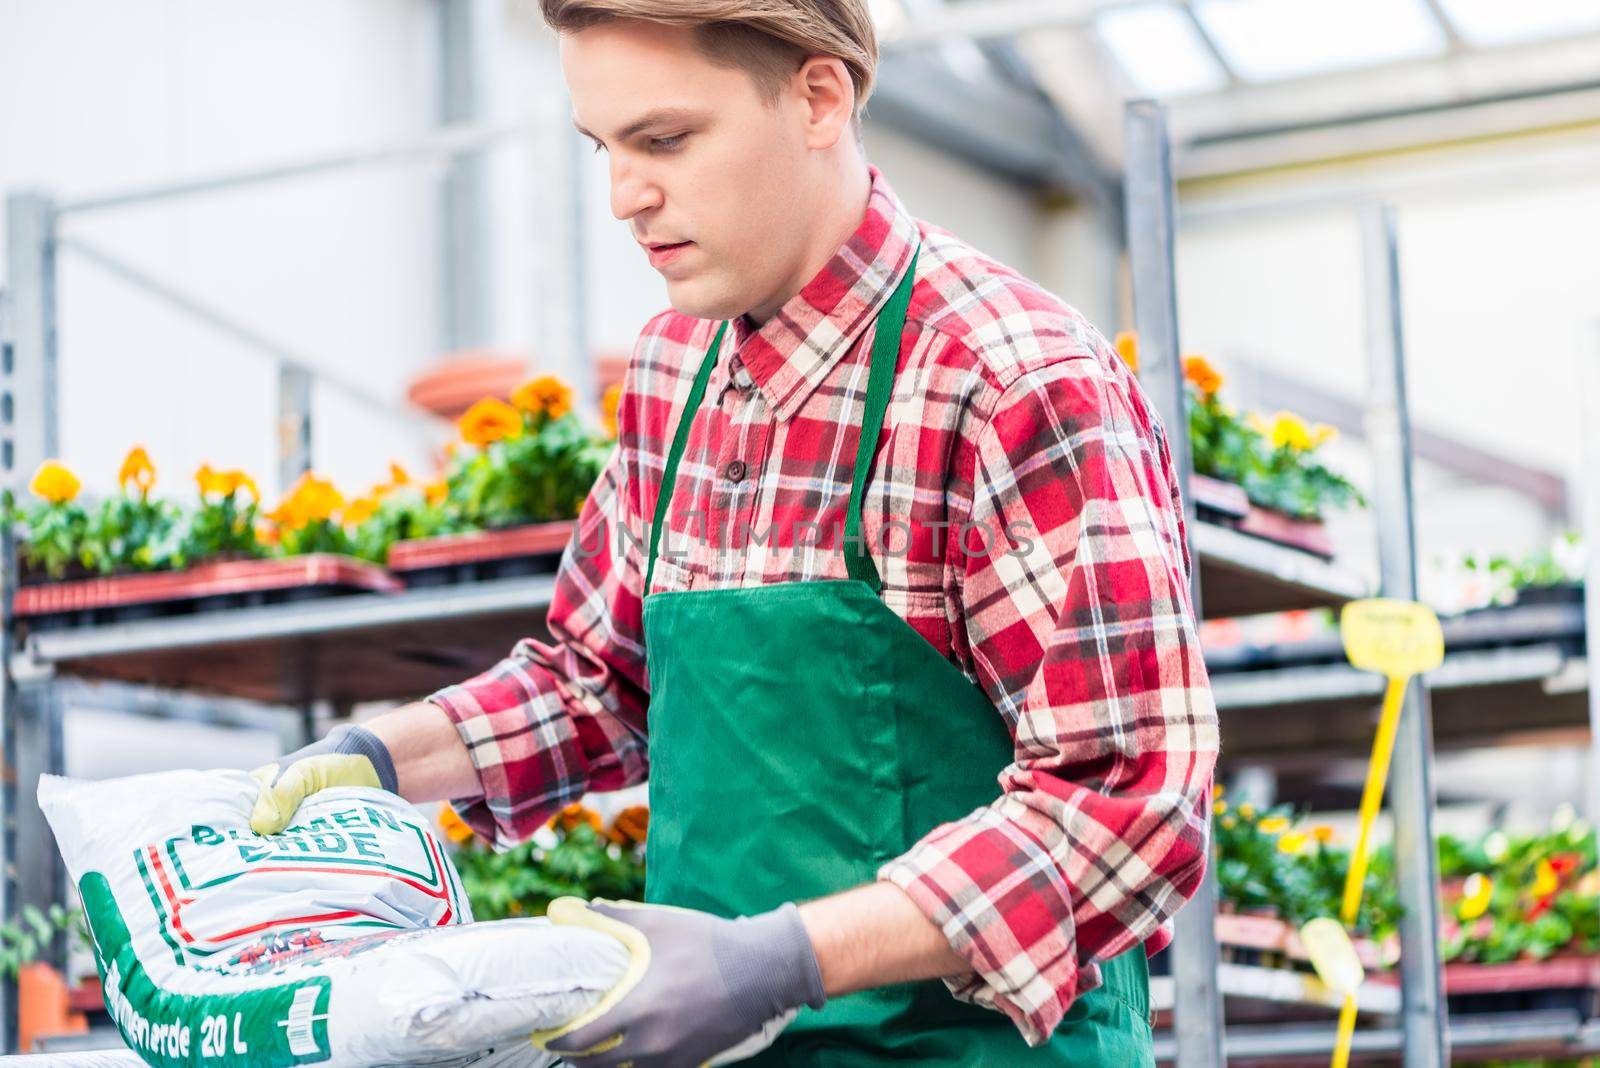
[38,770,631,1068]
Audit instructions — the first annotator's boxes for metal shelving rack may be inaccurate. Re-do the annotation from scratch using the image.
[0,106,584,1051]
[1127,100,1600,1067]
[0,99,1591,1067]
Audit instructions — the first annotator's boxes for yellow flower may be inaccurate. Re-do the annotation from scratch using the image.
[1531,858,1560,899]
[1257,816,1291,835]
[511,375,574,422]
[600,382,622,440]
[30,460,81,504]
[437,804,476,845]
[1277,832,1309,855]
[197,464,260,503]
[1458,873,1493,921]
[1270,411,1313,451]
[1183,355,1224,397]
[1213,800,1228,816]
[272,472,345,528]
[1221,815,1237,830]
[118,446,156,494]
[345,495,380,527]
[1113,331,1140,374]
[196,463,229,497]
[1212,784,1224,800]
[1311,423,1338,448]
[1237,802,1257,821]
[459,397,524,447]
[228,470,261,503]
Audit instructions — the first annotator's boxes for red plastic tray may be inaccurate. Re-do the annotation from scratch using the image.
[12,554,400,618]
[386,521,574,573]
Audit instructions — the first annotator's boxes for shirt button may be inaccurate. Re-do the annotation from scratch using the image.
[723,459,747,482]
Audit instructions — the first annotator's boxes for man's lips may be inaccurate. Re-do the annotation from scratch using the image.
[644,241,693,268]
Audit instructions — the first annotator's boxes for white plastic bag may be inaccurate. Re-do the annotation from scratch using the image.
[39,770,630,1067]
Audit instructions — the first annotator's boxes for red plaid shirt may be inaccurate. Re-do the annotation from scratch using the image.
[429,165,1218,1044]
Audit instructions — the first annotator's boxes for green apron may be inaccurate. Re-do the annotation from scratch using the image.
[640,246,1153,1066]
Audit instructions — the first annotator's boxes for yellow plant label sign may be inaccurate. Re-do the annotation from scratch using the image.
[1340,598,1444,679]
[1300,917,1365,997]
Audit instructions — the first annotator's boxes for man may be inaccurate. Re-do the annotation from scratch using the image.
[250,2,1218,1065]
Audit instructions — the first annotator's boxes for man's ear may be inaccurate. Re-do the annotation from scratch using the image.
[795,56,857,151]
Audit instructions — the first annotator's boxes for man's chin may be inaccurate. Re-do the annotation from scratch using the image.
[664,278,744,322]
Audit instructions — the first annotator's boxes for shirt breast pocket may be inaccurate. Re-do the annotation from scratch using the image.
[649,556,698,595]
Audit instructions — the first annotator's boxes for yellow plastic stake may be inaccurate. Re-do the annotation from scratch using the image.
[1303,598,1444,1068]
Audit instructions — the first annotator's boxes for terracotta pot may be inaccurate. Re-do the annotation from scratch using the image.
[18,962,87,1053]
[407,350,528,420]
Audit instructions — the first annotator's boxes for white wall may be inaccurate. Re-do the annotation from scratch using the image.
[1173,126,1600,574]
[2,0,443,502]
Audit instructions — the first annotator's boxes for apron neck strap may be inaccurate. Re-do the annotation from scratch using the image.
[644,245,921,595]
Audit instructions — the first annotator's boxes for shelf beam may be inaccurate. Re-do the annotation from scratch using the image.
[1124,98,1226,1068]
[1361,203,1447,1068]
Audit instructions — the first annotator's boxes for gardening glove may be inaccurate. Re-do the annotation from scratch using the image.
[248,724,399,835]
[532,897,825,1068]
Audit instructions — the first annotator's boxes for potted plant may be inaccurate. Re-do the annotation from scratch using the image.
[1460,533,1586,612]
[9,452,400,628]
[1114,335,1364,558]
[443,801,647,920]
[388,375,618,583]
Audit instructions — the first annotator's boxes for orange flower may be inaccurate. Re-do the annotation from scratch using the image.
[550,802,603,835]
[1113,331,1139,374]
[271,472,345,529]
[1312,825,1337,844]
[388,462,413,487]
[30,460,81,504]
[459,397,523,447]
[511,375,574,422]
[425,479,449,506]
[607,805,650,847]
[600,382,622,439]
[437,803,476,845]
[256,520,281,547]
[1183,355,1224,397]
[345,495,380,527]
[119,446,156,495]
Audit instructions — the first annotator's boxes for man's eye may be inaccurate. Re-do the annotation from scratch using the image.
[589,139,605,154]
[649,134,686,152]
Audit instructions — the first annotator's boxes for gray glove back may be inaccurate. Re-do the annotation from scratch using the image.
[543,899,826,1068]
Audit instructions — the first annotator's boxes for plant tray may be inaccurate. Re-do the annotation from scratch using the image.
[1191,474,1251,521]
[13,554,401,631]
[1215,911,1394,971]
[387,521,574,587]
[1191,474,1335,560]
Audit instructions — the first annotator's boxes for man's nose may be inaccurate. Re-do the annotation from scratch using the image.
[610,157,663,221]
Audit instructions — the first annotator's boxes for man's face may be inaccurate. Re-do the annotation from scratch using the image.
[562,20,817,321]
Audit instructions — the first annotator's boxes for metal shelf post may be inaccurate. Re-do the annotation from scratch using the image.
[1124,98,1226,1068]
[1361,203,1447,1068]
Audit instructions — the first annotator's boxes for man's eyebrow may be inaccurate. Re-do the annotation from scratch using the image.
[573,107,702,144]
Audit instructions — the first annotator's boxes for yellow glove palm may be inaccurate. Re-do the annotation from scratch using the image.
[247,724,398,835]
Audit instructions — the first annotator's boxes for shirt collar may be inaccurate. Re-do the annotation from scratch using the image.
[724,164,920,423]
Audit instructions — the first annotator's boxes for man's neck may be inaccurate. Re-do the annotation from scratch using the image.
[744,159,872,327]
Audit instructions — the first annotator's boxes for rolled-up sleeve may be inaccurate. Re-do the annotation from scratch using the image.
[877,353,1219,1045]
[428,424,650,849]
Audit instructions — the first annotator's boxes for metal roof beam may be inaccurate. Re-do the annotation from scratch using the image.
[870,48,1123,209]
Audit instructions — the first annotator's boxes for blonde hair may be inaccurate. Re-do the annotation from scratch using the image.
[540,0,878,113]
